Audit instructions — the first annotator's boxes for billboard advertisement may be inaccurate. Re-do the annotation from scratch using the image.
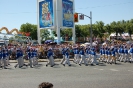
[62,0,74,28]
[39,0,54,28]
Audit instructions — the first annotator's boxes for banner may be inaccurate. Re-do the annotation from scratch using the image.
[39,0,54,28]
[62,0,74,28]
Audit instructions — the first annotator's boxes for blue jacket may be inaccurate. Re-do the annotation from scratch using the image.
[79,50,84,55]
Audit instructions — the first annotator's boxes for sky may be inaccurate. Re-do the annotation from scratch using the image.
[0,0,133,33]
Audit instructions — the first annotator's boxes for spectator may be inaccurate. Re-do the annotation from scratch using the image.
[38,82,53,88]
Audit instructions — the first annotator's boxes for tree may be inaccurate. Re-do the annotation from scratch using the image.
[20,23,37,40]
[40,29,50,41]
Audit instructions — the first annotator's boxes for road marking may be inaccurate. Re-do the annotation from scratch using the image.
[128,70,131,71]
[99,69,104,70]
[93,68,98,69]
[110,69,119,71]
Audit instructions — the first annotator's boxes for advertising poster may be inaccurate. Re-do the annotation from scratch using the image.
[39,0,54,28]
[62,0,74,28]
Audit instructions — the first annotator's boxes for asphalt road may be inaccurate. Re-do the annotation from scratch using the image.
[0,61,133,88]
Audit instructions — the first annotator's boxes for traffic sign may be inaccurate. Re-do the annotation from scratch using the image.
[79,14,84,20]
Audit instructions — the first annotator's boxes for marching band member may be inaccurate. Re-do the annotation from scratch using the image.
[46,48,54,67]
[2,49,7,69]
[73,47,80,64]
[107,48,111,64]
[79,47,88,66]
[99,47,103,62]
[63,47,71,66]
[120,46,124,62]
[129,45,133,63]
[105,47,108,63]
[111,48,116,64]
[60,46,66,64]
[33,48,38,66]
[90,48,98,65]
[0,47,3,68]
[124,46,129,62]
[28,48,34,68]
[14,49,22,68]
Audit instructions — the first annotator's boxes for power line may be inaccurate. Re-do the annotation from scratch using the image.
[0,2,133,14]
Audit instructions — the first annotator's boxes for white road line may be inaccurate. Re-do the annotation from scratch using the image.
[93,68,98,69]
[99,69,104,70]
[110,69,119,71]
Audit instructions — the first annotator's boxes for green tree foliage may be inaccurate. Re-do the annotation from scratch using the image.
[20,23,37,40]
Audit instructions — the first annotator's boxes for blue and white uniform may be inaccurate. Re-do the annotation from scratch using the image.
[63,48,71,66]
[79,47,87,66]
[91,48,98,65]
[46,49,54,67]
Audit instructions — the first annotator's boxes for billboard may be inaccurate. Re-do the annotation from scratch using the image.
[39,0,54,28]
[62,0,74,28]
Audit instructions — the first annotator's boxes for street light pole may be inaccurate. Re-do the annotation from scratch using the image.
[90,11,92,48]
[76,11,93,48]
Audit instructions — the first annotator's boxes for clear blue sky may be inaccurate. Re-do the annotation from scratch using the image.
[0,0,133,32]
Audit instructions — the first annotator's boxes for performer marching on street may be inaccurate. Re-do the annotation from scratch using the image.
[46,48,54,67]
[63,47,71,66]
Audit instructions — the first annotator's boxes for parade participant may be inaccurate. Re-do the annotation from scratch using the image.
[4,46,9,66]
[124,46,129,62]
[73,47,80,64]
[118,45,122,61]
[79,47,88,66]
[120,45,124,62]
[28,48,34,68]
[14,49,23,68]
[107,48,111,64]
[129,45,133,63]
[86,48,91,64]
[90,48,98,65]
[99,47,103,62]
[0,47,3,68]
[111,48,116,64]
[33,48,38,66]
[60,45,66,64]
[114,45,119,61]
[101,48,105,62]
[2,49,7,69]
[105,47,108,63]
[63,47,71,66]
[46,48,54,67]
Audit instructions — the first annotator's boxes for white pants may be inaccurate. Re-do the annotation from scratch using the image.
[79,55,87,65]
[120,54,124,61]
[29,58,33,67]
[107,55,111,62]
[63,55,70,65]
[91,55,98,64]
[47,56,54,66]
[74,54,80,63]
[6,56,9,65]
[60,55,65,64]
[130,53,133,61]
[124,54,129,62]
[33,57,38,66]
[1,58,7,68]
[86,54,92,63]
